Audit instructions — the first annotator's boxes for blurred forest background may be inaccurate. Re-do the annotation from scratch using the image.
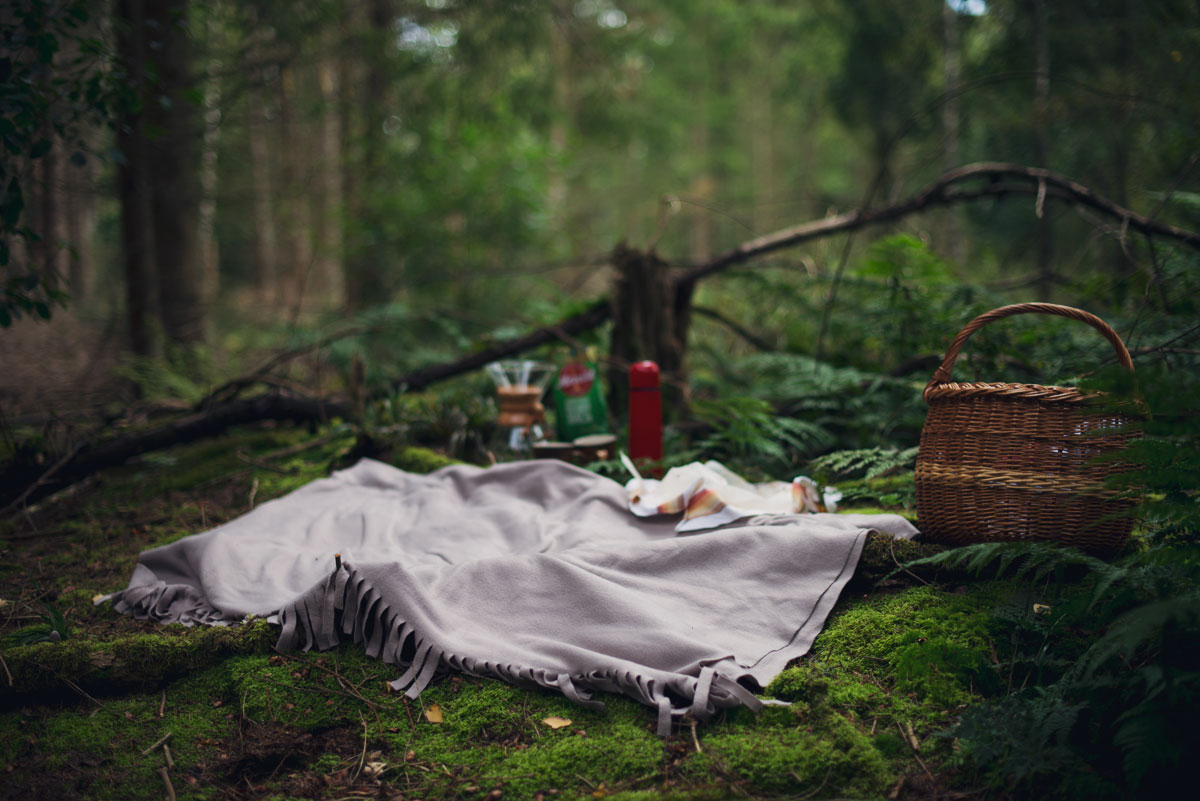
[4,3,1200,798]
[3,0,1197,428]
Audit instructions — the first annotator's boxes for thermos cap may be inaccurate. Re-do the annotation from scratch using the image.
[630,360,660,389]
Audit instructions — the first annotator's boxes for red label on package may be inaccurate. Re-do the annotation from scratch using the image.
[558,363,595,397]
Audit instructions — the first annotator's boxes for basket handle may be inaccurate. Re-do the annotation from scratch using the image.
[925,302,1133,399]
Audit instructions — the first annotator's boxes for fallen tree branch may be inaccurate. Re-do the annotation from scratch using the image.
[0,305,612,511]
[692,305,776,352]
[0,393,351,511]
[388,299,611,393]
[674,162,1200,294]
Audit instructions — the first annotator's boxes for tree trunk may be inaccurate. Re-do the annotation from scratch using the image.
[1031,0,1054,300]
[941,0,965,271]
[608,244,690,420]
[116,0,156,356]
[247,35,278,307]
[197,42,222,322]
[343,0,395,310]
[312,55,345,307]
[146,0,205,344]
[1109,0,1136,290]
[276,63,314,311]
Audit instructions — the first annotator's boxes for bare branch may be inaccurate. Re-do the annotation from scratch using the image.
[675,162,1200,294]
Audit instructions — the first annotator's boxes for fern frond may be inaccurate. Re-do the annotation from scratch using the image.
[1074,592,1200,680]
[903,541,1107,582]
[808,446,918,480]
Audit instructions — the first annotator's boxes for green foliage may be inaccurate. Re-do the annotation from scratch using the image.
[1,0,118,325]
[113,343,220,404]
[365,387,498,463]
[909,540,1200,796]
[689,395,833,478]
[809,446,918,480]
[2,600,70,646]
[731,352,927,451]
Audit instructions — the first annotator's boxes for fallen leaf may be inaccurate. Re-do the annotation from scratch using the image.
[541,716,571,729]
[424,703,444,723]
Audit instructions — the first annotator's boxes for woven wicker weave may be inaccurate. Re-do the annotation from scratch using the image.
[915,303,1137,552]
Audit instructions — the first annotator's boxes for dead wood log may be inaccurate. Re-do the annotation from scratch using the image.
[0,393,351,511]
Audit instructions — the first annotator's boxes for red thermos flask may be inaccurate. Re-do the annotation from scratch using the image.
[629,361,662,465]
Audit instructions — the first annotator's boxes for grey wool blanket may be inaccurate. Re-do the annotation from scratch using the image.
[107,459,918,734]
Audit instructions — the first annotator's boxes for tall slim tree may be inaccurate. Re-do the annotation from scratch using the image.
[115,0,156,354]
[147,0,204,344]
[343,0,396,310]
[116,0,206,350]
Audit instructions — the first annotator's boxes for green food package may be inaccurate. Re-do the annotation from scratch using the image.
[552,356,610,441]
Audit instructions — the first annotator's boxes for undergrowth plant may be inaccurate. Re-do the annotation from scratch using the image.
[906,358,1200,800]
[689,395,834,479]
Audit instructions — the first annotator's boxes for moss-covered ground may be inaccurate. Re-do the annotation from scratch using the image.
[0,422,999,800]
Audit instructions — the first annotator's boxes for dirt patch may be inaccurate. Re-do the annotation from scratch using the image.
[199,722,374,800]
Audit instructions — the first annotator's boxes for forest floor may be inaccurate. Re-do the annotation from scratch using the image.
[0,421,997,801]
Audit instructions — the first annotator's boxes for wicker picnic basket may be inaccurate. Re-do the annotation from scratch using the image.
[915,302,1137,552]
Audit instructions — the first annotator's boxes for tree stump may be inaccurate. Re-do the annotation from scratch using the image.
[607,243,692,421]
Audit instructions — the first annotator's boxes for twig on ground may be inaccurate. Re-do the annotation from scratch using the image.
[141,731,174,756]
[352,715,369,782]
[258,674,380,710]
[158,766,176,801]
[890,538,931,587]
[158,689,166,719]
[271,648,384,733]
[402,696,417,732]
[0,441,84,519]
[162,744,174,769]
[247,477,258,509]
[235,450,296,474]
[55,672,120,718]
[897,721,936,784]
[256,428,348,464]
[689,718,703,754]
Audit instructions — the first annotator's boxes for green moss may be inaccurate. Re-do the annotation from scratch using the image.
[0,619,277,700]
[3,422,998,800]
[8,665,236,801]
[849,531,948,590]
[390,444,460,474]
[691,710,890,798]
[766,583,997,744]
[310,752,343,773]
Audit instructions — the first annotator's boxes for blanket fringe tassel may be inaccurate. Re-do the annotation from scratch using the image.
[275,562,765,737]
